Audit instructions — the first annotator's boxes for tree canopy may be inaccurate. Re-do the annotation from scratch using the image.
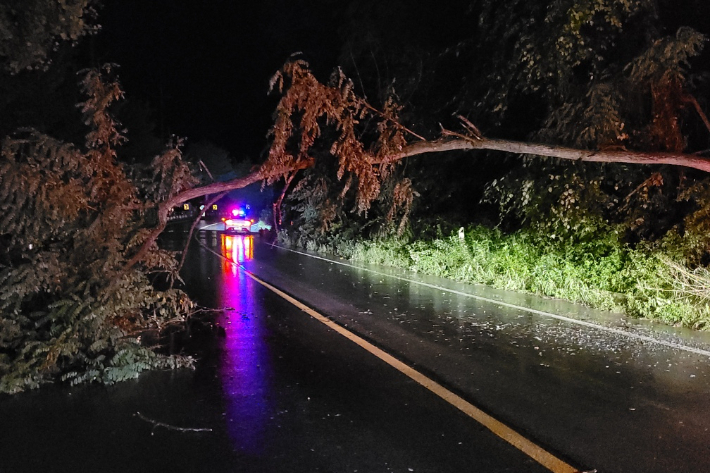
[270,0,710,249]
[0,0,96,74]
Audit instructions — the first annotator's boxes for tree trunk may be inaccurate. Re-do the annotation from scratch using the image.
[387,137,710,173]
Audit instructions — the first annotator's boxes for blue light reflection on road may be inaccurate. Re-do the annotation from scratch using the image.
[218,234,271,456]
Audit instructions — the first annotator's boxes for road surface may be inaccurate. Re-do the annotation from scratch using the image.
[220,232,710,473]
[3,228,710,472]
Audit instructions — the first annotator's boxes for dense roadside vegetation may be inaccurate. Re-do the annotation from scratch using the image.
[280,220,710,328]
[0,2,210,394]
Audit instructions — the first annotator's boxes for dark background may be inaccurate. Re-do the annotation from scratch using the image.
[92,0,345,159]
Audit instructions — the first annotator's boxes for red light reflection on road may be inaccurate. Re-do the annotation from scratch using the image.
[221,234,253,267]
[218,233,269,455]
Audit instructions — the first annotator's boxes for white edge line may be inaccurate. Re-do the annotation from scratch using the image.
[199,222,223,230]
[274,245,710,358]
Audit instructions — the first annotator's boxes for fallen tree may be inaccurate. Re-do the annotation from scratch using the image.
[7,0,710,394]
[5,54,710,392]
[136,57,710,255]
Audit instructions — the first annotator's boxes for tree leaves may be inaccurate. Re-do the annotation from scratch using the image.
[0,0,97,74]
[0,68,195,393]
[265,59,417,217]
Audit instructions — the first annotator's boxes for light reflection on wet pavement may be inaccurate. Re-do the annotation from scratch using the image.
[217,234,272,456]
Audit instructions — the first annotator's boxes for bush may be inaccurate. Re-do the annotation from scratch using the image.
[0,68,195,393]
[324,221,710,329]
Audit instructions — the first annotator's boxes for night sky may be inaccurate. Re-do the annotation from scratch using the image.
[90,0,710,162]
[94,0,344,159]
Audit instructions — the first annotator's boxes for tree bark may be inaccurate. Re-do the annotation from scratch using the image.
[385,137,710,173]
[272,172,297,234]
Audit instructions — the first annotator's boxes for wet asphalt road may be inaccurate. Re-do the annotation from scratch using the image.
[2,227,710,472]
[0,231,544,473]
[227,233,710,473]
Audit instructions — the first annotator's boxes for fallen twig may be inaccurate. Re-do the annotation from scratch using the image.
[134,411,213,435]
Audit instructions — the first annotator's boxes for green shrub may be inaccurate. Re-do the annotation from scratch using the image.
[323,221,710,329]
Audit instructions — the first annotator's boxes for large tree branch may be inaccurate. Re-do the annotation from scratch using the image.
[124,172,265,273]
[125,130,710,274]
[174,191,227,279]
[265,59,710,222]
[163,171,265,208]
[123,160,311,272]
[158,135,710,223]
[273,172,297,233]
[683,94,710,136]
[382,137,710,173]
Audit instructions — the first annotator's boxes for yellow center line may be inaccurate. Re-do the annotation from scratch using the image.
[238,264,582,473]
